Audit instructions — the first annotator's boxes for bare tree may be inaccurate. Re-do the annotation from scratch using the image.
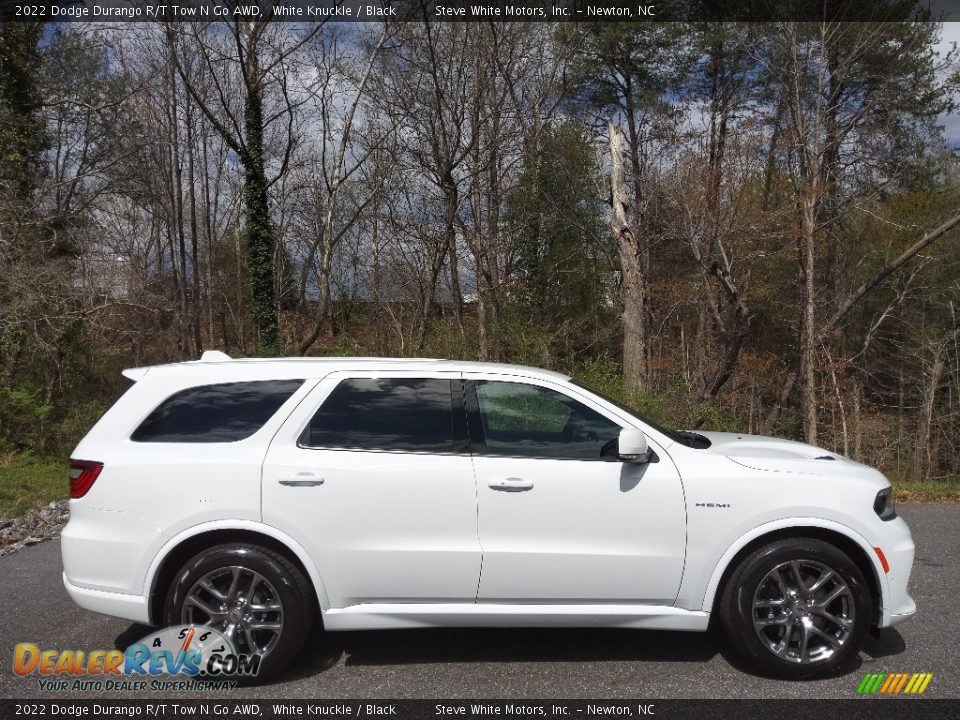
[165,17,323,349]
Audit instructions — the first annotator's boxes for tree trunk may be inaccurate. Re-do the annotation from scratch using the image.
[799,194,818,445]
[916,332,953,480]
[185,97,203,356]
[444,183,463,334]
[242,69,278,350]
[609,120,647,388]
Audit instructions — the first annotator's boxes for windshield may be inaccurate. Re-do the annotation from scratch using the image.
[570,380,685,445]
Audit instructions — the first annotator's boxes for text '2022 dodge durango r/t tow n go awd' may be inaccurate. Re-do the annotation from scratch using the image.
[61,352,915,681]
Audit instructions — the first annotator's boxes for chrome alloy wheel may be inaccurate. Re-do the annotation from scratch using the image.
[181,565,284,657]
[751,559,855,664]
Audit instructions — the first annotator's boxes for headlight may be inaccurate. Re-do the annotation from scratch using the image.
[874,487,897,520]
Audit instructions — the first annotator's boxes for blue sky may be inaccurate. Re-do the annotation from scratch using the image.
[937,23,960,146]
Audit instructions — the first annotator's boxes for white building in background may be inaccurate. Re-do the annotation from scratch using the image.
[76,252,132,301]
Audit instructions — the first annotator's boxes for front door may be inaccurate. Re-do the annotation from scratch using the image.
[262,372,481,608]
[467,376,686,604]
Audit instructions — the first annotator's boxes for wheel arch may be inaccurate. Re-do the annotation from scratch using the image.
[145,522,329,626]
[703,522,884,629]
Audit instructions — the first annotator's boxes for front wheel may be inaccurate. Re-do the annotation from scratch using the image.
[718,539,872,679]
[163,543,314,682]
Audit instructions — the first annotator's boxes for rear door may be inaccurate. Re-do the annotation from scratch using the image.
[262,372,481,608]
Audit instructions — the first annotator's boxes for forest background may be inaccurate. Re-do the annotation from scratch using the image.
[3,7,960,515]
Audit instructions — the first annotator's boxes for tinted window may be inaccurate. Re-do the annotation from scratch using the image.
[304,378,455,452]
[132,380,303,443]
[474,381,621,460]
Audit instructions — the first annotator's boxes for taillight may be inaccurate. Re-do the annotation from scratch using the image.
[69,460,103,499]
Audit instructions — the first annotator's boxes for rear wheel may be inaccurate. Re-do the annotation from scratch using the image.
[719,539,872,679]
[163,543,314,682]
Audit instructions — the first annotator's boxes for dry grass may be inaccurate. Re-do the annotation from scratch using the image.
[0,453,65,518]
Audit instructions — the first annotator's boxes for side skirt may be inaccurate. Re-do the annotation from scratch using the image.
[322,603,710,631]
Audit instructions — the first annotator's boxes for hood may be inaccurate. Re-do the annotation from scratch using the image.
[692,430,876,478]
[695,431,839,461]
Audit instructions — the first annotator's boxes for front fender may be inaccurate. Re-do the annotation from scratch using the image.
[695,517,889,616]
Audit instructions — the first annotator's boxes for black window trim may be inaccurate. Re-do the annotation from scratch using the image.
[464,379,634,463]
[295,375,471,456]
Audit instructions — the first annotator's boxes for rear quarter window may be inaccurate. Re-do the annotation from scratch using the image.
[131,380,304,443]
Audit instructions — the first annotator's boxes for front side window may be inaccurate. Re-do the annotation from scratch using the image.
[303,378,455,452]
[473,381,621,460]
[132,380,304,443]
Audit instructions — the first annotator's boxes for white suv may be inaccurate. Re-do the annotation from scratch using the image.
[62,352,915,680]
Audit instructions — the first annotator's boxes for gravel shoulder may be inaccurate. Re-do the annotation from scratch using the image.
[0,499,68,557]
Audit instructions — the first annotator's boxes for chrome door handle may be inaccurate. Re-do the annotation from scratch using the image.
[278,474,324,487]
[488,477,534,492]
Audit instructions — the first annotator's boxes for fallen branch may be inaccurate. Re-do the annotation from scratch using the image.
[762,210,960,433]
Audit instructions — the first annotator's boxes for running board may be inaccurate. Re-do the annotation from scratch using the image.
[322,603,710,631]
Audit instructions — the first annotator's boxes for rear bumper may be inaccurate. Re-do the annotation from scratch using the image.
[62,572,150,624]
[60,502,158,596]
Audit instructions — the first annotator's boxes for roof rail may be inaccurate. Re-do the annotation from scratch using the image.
[198,350,232,362]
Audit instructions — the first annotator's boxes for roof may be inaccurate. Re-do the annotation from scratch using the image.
[122,351,570,383]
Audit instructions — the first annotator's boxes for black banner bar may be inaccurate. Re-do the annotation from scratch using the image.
[0,700,958,720]
[3,0,960,23]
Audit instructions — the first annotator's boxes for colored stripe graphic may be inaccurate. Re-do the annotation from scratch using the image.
[857,672,933,694]
[857,673,885,694]
[893,674,909,693]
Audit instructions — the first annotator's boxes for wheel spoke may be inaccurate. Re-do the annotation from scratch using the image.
[247,571,262,600]
[754,595,786,609]
[797,622,811,662]
[812,607,853,629]
[772,568,790,599]
[226,567,242,602]
[242,625,260,654]
[185,594,222,619]
[809,624,841,648]
[248,620,282,631]
[248,601,282,612]
[807,568,833,593]
[224,622,238,643]
[776,625,795,656]
[199,578,227,601]
[755,615,789,627]
[815,584,847,608]
[789,561,806,593]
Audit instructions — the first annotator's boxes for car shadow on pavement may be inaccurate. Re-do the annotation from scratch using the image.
[114,622,907,684]
[862,628,907,659]
[294,626,720,674]
[114,623,154,650]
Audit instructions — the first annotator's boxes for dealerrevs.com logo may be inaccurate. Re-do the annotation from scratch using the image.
[12,625,259,691]
[857,673,934,695]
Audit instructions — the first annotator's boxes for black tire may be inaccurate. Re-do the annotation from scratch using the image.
[718,539,872,679]
[163,543,314,683]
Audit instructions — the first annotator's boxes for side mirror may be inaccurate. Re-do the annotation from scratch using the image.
[617,428,651,463]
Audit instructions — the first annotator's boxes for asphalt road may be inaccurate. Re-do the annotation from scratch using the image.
[0,504,956,699]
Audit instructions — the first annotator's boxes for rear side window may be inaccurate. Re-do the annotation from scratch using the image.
[132,380,304,443]
[303,378,455,452]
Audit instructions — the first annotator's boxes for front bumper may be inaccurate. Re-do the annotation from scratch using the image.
[878,516,916,628]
